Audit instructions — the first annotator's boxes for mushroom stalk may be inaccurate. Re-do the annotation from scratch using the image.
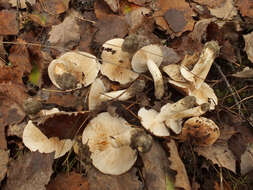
[147,59,164,99]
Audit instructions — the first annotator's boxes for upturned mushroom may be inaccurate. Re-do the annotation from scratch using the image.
[138,96,210,136]
[88,78,145,110]
[180,116,220,146]
[48,51,100,90]
[23,121,73,159]
[101,38,139,85]
[82,112,152,175]
[131,44,164,99]
[163,41,220,110]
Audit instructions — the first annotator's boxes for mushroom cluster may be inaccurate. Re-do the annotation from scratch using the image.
[163,41,220,110]
[22,37,221,176]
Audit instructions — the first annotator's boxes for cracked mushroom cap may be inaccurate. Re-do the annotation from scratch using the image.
[181,117,220,146]
[101,38,139,84]
[82,112,138,175]
[23,121,73,159]
[131,44,163,73]
[48,51,100,89]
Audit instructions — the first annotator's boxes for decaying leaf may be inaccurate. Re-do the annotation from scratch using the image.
[87,167,142,190]
[141,141,174,189]
[39,0,70,14]
[0,126,6,149]
[3,151,54,190]
[46,172,89,190]
[0,149,8,182]
[104,0,119,12]
[0,10,18,35]
[195,141,236,173]
[154,0,195,37]
[236,0,253,18]
[48,11,80,48]
[9,0,36,8]
[192,0,225,8]
[209,0,237,20]
[241,143,253,175]
[167,139,191,190]
[243,31,253,63]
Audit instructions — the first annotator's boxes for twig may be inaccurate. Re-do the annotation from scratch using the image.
[214,62,244,117]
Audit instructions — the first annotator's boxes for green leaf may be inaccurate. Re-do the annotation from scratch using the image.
[166,175,175,190]
[29,64,40,86]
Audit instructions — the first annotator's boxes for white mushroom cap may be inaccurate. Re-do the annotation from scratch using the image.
[131,45,163,73]
[23,121,73,159]
[48,51,100,89]
[82,112,137,175]
[181,117,220,146]
[163,64,186,82]
[101,38,139,84]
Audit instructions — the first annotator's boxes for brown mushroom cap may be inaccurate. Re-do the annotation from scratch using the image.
[82,112,137,175]
[48,51,100,89]
[101,38,139,84]
[181,117,220,146]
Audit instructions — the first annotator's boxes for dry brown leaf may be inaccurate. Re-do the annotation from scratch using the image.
[87,167,142,190]
[236,0,253,17]
[3,151,54,190]
[0,149,8,182]
[127,0,151,6]
[48,11,80,48]
[0,35,6,57]
[241,143,253,175]
[192,0,225,8]
[209,0,237,20]
[195,141,236,173]
[93,15,128,46]
[0,10,18,35]
[39,0,70,14]
[141,141,175,190]
[9,0,36,8]
[0,126,7,149]
[104,0,119,12]
[0,65,24,84]
[154,0,195,37]
[167,140,191,190]
[243,31,253,63]
[8,38,32,74]
[46,172,89,190]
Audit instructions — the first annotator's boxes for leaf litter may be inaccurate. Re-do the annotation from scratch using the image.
[1,0,253,189]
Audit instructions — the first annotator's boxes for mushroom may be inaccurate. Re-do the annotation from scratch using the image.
[82,112,152,175]
[138,96,205,136]
[23,121,73,159]
[48,51,100,90]
[180,41,220,89]
[131,44,164,99]
[101,38,139,84]
[88,78,145,110]
[180,116,220,146]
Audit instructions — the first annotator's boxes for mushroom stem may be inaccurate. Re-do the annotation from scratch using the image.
[166,103,210,120]
[146,59,164,99]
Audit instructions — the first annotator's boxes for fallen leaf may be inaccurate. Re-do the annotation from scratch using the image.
[3,151,54,190]
[192,0,225,8]
[104,0,119,12]
[0,10,18,35]
[167,139,191,190]
[0,149,8,182]
[8,38,32,74]
[161,46,181,65]
[0,65,24,84]
[0,126,6,149]
[9,0,36,8]
[39,0,70,14]
[127,0,151,6]
[93,15,128,46]
[87,167,142,190]
[209,0,237,20]
[154,0,195,37]
[94,0,112,19]
[195,141,236,173]
[48,11,80,48]
[241,143,253,175]
[243,31,253,63]
[232,67,253,78]
[46,172,89,190]
[236,0,253,18]
[8,121,26,139]
[140,141,175,190]
[0,35,7,57]
[28,12,60,27]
